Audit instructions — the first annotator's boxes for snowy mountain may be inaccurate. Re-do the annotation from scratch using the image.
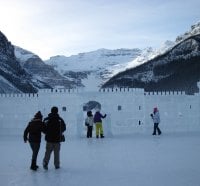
[102,21,200,94]
[45,48,142,91]
[0,31,41,93]
[105,22,200,83]
[176,22,200,43]
[125,40,175,70]
[103,34,200,94]
[1,21,200,93]
[15,47,78,89]
[0,30,79,93]
[45,39,176,91]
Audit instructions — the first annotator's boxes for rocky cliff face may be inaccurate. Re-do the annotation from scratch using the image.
[15,47,78,89]
[0,31,38,93]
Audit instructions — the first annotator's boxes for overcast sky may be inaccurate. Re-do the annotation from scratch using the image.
[0,0,200,60]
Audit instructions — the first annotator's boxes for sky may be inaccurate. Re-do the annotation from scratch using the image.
[0,0,200,60]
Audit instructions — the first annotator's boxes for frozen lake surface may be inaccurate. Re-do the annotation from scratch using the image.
[1,132,200,186]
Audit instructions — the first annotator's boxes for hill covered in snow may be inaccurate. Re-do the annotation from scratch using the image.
[103,33,200,94]
[44,39,176,91]
[45,48,142,91]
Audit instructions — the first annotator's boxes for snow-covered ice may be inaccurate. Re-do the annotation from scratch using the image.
[0,86,199,186]
[1,132,200,186]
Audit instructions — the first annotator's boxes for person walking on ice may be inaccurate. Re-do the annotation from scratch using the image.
[150,107,162,135]
[23,111,45,171]
[43,106,66,170]
[94,108,106,138]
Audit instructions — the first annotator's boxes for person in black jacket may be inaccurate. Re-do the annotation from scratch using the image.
[43,106,66,170]
[85,111,94,138]
[23,111,45,171]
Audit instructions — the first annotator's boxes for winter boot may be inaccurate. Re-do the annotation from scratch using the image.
[100,134,104,138]
[30,160,37,171]
[43,161,48,170]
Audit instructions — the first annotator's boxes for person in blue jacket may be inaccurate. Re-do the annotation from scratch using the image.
[94,108,106,138]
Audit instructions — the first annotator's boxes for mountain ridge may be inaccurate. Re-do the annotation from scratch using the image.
[0,21,200,93]
[15,46,78,89]
[0,31,39,93]
[102,34,200,94]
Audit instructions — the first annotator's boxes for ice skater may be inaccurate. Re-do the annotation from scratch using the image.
[85,111,94,138]
[94,108,106,138]
[23,111,45,171]
[150,107,162,135]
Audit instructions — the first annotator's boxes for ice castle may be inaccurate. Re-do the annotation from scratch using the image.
[0,82,199,136]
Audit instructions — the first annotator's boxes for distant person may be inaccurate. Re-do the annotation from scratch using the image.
[23,111,45,171]
[85,111,94,138]
[43,106,66,170]
[150,107,162,135]
[94,108,106,138]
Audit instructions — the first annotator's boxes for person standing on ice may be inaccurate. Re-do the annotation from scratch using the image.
[150,107,162,135]
[85,111,94,138]
[43,106,66,170]
[94,108,106,138]
[23,111,45,171]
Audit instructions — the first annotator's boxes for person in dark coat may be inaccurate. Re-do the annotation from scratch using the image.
[23,111,45,171]
[94,108,106,138]
[43,106,66,170]
[85,111,94,138]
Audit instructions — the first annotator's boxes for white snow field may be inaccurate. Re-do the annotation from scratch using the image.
[1,132,200,186]
[0,85,199,186]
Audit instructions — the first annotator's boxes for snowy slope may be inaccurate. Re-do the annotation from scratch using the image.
[46,48,141,72]
[103,21,200,94]
[0,75,21,93]
[14,46,37,64]
[176,22,200,42]
[103,34,200,94]
[45,45,175,90]
[15,46,77,89]
[112,21,200,73]
[125,40,175,70]
[45,48,142,90]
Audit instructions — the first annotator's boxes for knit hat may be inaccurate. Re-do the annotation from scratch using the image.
[51,106,58,114]
[34,111,43,119]
[87,111,93,117]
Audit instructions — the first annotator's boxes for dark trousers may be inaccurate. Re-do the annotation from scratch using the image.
[153,123,162,135]
[30,142,40,161]
[87,126,93,138]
